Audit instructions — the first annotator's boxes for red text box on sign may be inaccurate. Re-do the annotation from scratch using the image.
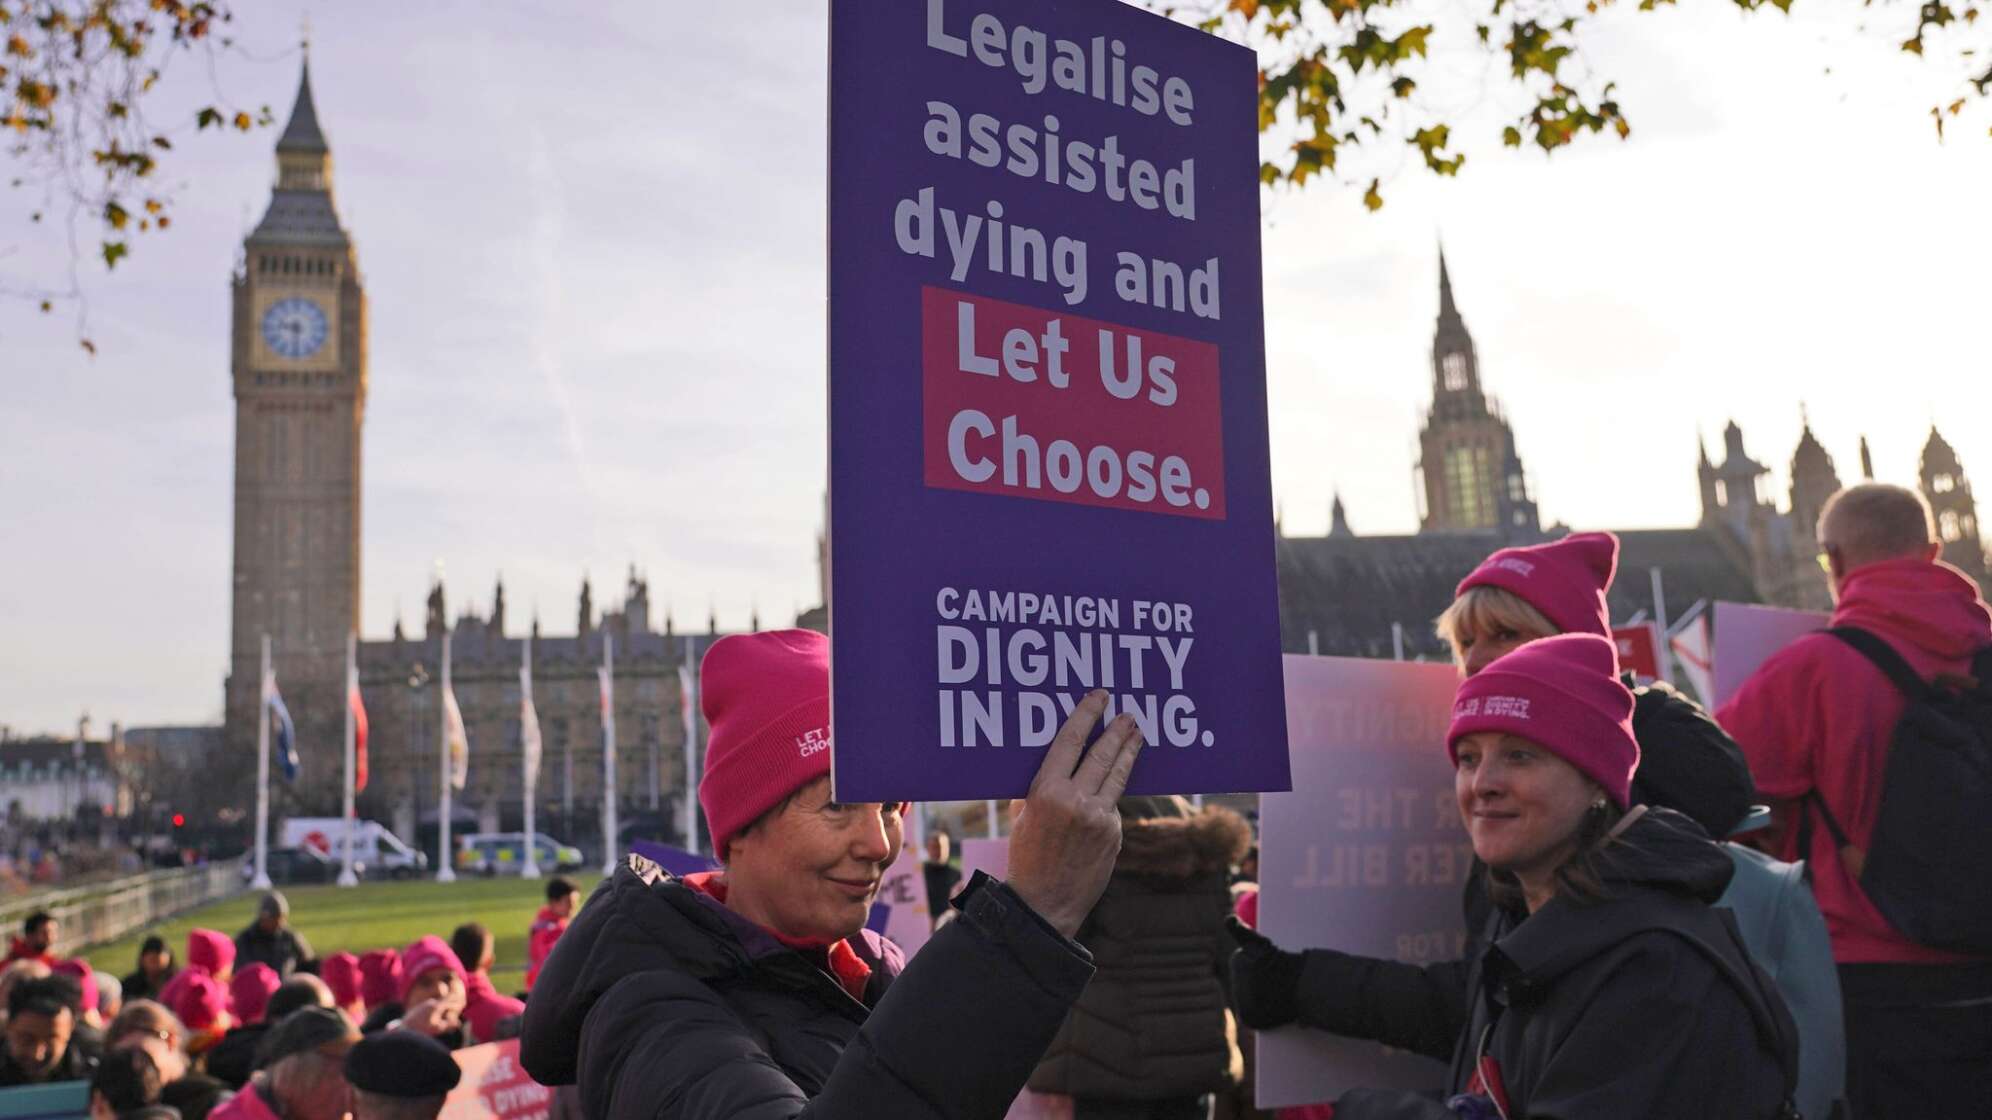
[921,286,1226,520]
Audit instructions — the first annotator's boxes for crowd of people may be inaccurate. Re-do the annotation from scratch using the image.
[0,875,583,1120]
[4,482,1986,1119]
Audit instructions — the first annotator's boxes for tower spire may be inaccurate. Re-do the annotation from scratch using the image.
[277,58,328,155]
[1859,436,1874,481]
[1437,243,1459,325]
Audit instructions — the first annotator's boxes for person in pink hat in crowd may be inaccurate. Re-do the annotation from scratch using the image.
[448,923,524,1044]
[163,970,232,1063]
[359,936,467,1049]
[49,959,102,1029]
[319,952,365,1025]
[1234,635,1799,1119]
[1440,531,1757,840]
[227,964,279,1028]
[356,948,400,1013]
[156,928,235,1015]
[200,963,281,1088]
[519,629,1143,1120]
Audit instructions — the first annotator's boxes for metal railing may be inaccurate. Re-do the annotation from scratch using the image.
[0,859,248,951]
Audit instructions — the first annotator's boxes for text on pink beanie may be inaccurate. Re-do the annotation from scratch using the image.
[1456,531,1619,639]
[1448,633,1640,808]
[698,630,833,859]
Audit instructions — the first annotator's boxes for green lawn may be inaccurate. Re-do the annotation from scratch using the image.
[79,874,599,982]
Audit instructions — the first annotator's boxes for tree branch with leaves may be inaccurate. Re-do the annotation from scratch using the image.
[1154,0,1989,210]
[3,0,268,349]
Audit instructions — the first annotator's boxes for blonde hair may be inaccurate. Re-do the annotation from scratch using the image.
[1433,585,1558,668]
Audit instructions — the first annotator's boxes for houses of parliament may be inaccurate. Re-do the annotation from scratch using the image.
[215,61,1986,841]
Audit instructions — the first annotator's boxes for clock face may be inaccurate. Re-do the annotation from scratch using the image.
[261,297,329,360]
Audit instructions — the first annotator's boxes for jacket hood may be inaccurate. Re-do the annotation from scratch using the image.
[1490,807,1734,987]
[518,855,902,1086]
[1833,557,1992,660]
[1114,805,1251,880]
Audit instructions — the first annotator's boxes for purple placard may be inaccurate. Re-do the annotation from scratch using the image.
[628,839,717,878]
[829,0,1287,801]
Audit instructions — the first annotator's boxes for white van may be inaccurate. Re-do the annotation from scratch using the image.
[280,818,430,877]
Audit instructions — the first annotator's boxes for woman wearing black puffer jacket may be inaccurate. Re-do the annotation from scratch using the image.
[1231,635,1798,1119]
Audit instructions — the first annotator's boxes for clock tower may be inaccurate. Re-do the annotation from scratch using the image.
[225,56,366,803]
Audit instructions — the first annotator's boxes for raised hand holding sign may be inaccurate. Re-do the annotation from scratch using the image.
[1006,689,1146,938]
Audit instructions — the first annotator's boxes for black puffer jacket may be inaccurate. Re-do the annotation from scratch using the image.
[1309,809,1794,1119]
[520,855,1095,1119]
[1028,798,1251,1100]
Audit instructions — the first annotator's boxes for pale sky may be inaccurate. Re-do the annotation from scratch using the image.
[2,1,1987,735]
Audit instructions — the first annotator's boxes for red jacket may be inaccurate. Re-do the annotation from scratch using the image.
[464,970,526,1044]
[1717,557,1992,964]
[4,938,56,967]
[526,906,567,990]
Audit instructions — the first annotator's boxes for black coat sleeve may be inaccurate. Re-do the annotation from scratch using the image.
[581,875,1094,1120]
[1292,949,1469,1062]
[1629,681,1757,839]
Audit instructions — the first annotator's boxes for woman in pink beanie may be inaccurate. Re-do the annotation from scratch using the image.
[517,628,1146,1120]
[1438,530,1755,841]
[356,936,467,1048]
[154,928,236,1031]
[1231,635,1799,1119]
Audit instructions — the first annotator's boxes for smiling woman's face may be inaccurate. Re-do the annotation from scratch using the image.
[724,778,904,943]
[1454,731,1596,887]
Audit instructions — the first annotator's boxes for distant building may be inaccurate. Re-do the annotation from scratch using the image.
[1278,255,1990,660]
[215,61,764,847]
[1416,252,1539,535]
[0,720,130,822]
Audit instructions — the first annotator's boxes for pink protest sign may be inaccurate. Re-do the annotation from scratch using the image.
[1711,601,1828,707]
[875,847,933,956]
[959,836,1009,885]
[1255,655,1465,1108]
[440,1039,551,1120]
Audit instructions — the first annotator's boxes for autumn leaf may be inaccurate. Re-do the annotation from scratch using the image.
[104,200,129,229]
[196,106,221,128]
[1362,178,1384,211]
[101,240,128,269]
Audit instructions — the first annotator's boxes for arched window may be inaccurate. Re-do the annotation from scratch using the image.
[1940,510,1962,542]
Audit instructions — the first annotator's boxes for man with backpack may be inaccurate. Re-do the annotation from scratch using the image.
[1720,482,1992,1119]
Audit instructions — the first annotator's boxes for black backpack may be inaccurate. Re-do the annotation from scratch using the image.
[1800,627,1992,954]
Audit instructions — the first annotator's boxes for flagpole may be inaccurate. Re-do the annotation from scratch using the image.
[252,634,273,890]
[1649,567,1674,683]
[602,633,618,876]
[338,632,359,887]
[521,635,541,880]
[437,632,457,883]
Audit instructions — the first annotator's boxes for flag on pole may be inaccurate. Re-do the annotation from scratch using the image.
[265,670,299,784]
[1669,612,1715,704]
[599,663,616,755]
[348,652,370,794]
[677,662,696,763]
[521,665,543,781]
[443,687,469,792]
